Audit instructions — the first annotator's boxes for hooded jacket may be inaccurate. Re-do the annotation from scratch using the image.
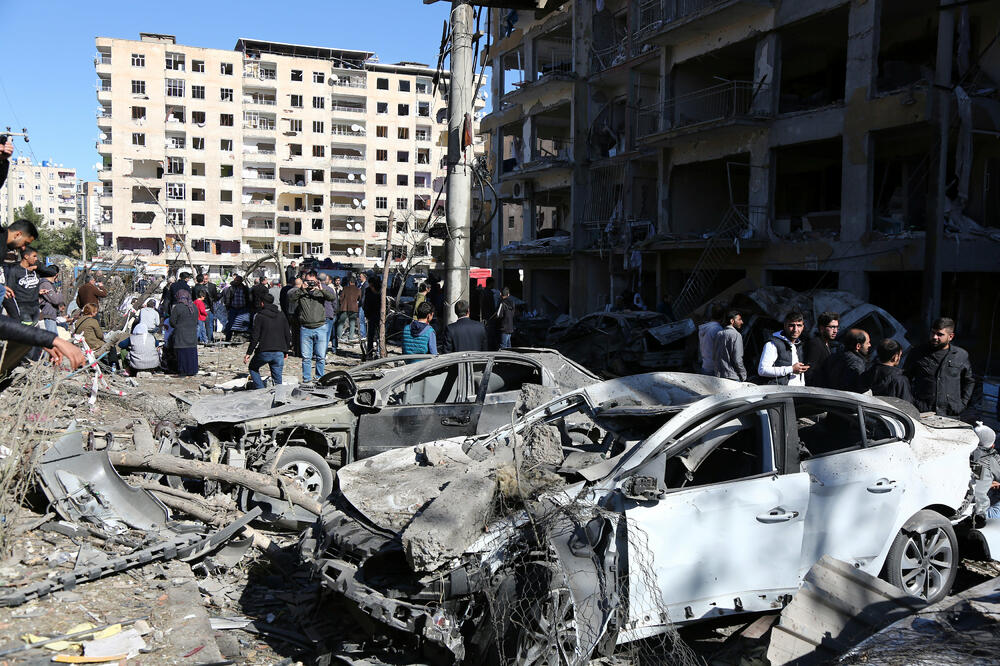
[247,304,292,356]
[38,279,65,320]
[403,320,437,355]
[127,323,160,371]
[497,298,515,334]
[862,363,913,403]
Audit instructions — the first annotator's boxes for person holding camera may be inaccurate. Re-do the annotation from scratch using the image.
[290,273,337,383]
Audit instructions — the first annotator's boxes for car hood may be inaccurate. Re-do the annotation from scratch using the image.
[190,384,348,425]
[337,438,476,533]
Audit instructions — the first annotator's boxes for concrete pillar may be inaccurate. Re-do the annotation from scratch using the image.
[748,134,772,237]
[753,32,780,115]
[840,0,880,243]
[839,270,869,300]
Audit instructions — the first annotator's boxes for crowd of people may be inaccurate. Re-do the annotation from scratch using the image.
[701,304,976,418]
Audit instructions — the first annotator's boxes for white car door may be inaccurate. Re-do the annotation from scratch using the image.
[794,398,913,577]
[621,406,809,637]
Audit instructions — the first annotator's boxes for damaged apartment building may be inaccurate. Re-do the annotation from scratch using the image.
[475,0,1000,375]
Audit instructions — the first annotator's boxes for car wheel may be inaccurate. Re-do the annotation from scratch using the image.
[241,446,334,529]
[884,510,958,604]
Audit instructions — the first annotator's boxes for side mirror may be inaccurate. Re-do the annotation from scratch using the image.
[353,388,381,409]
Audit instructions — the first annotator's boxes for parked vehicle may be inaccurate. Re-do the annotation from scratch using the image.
[300,373,988,664]
[182,350,597,523]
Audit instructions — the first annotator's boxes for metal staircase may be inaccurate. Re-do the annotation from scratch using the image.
[672,205,752,317]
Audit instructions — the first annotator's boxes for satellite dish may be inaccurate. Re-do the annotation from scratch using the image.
[354,223,363,231]
[347,217,354,223]
[350,124,361,133]
[352,198,360,207]
[360,174,367,182]
[361,198,368,208]
[99,133,108,140]
[348,173,355,181]
[330,74,340,82]
[349,248,358,256]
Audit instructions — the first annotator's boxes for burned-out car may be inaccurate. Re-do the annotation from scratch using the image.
[544,311,695,377]
[301,373,986,664]
[182,350,597,517]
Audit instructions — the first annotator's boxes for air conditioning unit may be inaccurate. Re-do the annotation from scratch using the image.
[511,180,532,201]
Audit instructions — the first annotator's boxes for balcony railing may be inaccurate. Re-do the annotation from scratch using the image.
[330,178,365,185]
[243,122,276,131]
[331,79,367,89]
[243,97,277,106]
[331,126,366,137]
[638,81,770,137]
[330,104,366,114]
[331,154,366,162]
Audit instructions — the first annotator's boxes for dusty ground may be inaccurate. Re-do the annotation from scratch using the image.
[0,337,374,665]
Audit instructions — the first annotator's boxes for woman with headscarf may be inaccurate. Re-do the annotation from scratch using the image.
[170,289,199,376]
[73,303,105,351]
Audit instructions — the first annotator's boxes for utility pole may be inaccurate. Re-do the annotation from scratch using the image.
[925,1,955,328]
[443,0,474,326]
[379,210,395,359]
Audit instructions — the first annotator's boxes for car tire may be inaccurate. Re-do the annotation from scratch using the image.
[242,446,334,530]
[883,509,958,604]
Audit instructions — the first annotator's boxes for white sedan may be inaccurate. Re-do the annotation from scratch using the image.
[302,373,982,664]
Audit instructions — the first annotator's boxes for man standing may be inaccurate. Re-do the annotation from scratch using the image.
[905,317,975,416]
[496,287,515,350]
[442,300,487,353]
[223,275,250,342]
[403,301,437,357]
[290,274,337,382]
[822,328,871,393]
[250,277,270,326]
[76,273,107,310]
[321,273,340,356]
[356,272,369,341]
[285,261,298,285]
[804,311,840,387]
[337,276,362,344]
[862,338,913,402]
[758,311,809,386]
[244,293,291,389]
[697,304,724,375]
[4,247,43,325]
[361,275,383,360]
[713,309,746,382]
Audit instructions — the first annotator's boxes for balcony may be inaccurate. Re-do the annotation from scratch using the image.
[95,53,112,75]
[330,153,366,164]
[96,86,111,103]
[637,81,772,141]
[243,94,277,107]
[330,77,367,89]
[96,167,113,180]
[330,178,365,189]
[330,104,366,117]
[637,0,774,45]
[96,139,112,153]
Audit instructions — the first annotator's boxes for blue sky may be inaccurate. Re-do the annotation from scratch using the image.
[0,1,452,182]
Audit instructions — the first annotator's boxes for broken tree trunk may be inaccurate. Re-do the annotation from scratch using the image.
[108,451,324,516]
[134,479,277,554]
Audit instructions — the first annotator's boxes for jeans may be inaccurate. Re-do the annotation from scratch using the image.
[337,311,359,341]
[224,307,248,341]
[163,316,172,343]
[500,332,512,349]
[987,503,1000,520]
[204,312,215,342]
[326,318,338,353]
[300,325,327,382]
[196,321,208,343]
[41,319,57,334]
[249,351,284,389]
[358,306,367,339]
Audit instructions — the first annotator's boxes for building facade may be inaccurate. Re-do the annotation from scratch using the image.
[0,157,77,227]
[479,0,1000,374]
[77,181,102,235]
[96,33,479,274]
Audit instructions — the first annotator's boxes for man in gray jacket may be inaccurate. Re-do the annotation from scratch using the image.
[713,310,747,382]
[290,274,338,382]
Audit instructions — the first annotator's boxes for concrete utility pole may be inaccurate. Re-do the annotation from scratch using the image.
[925,1,956,328]
[443,0,474,326]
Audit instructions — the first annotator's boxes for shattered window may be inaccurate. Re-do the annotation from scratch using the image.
[666,409,777,489]
[389,365,465,405]
[481,362,543,397]
[793,399,864,459]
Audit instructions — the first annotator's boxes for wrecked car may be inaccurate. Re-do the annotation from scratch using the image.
[544,310,695,377]
[181,350,597,515]
[300,373,985,664]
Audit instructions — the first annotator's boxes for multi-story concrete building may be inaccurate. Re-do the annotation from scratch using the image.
[479,0,1000,375]
[0,157,77,227]
[77,180,102,233]
[96,33,480,274]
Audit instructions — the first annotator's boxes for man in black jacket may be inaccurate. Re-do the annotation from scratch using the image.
[822,328,870,393]
[863,338,913,403]
[244,293,291,389]
[904,317,975,416]
[803,311,840,387]
[442,300,487,353]
[497,288,515,350]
